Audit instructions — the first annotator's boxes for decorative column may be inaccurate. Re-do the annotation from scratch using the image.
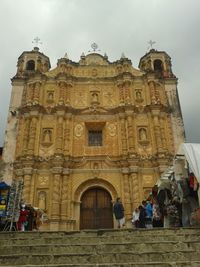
[119,114,128,155]
[58,82,66,105]
[152,113,162,152]
[117,82,124,104]
[51,167,62,224]
[123,81,131,104]
[65,83,71,104]
[160,113,167,151]
[60,169,70,229]
[22,168,33,203]
[27,116,37,155]
[64,115,71,155]
[23,117,30,155]
[130,172,140,210]
[149,81,156,104]
[122,168,132,218]
[56,116,64,154]
[126,111,135,153]
[33,82,41,104]
[26,83,34,105]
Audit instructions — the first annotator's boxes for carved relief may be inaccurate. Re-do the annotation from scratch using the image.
[135,89,143,103]
[143,175,153,187]
[26,83,34,104]
[41,128,53,146]
[46,91,54,103]
[103,91,115,107]
[75,91,87,107]
[90,91,100,105]
[91,68,98,77]
[138,127,149,146]
[38,176,49,186]
[38,191,47,211]
[107,123,117,137]
[74,124,84,137]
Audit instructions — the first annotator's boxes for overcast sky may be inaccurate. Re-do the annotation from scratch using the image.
[0,0,200,147]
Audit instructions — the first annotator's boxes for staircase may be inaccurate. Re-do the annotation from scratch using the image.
[0,228,200,267]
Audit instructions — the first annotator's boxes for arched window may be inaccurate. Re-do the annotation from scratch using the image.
[26,60,35,71]
[153,59,163,72]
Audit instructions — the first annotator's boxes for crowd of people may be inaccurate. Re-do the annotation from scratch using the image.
[132,173,200,229]
[16,203,47,231]
[113,173,200,229]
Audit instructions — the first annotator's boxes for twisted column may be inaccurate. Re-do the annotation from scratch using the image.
[51,168,62,220]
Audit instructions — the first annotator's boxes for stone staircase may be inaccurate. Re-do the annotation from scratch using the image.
[0,228,200,267]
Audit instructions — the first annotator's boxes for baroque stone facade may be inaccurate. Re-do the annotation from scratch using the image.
[2,46,185,230]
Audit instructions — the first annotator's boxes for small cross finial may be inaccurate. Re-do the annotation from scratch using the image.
[32,37,42,48]
[147,40,156,50]
[88,42,101,53]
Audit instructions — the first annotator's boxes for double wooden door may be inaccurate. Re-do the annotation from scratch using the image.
[80,187,113,229]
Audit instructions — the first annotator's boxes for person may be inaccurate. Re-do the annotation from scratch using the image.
[113,197,125,228]
[17,204,28,231]
[157,181,172,228]
[166,199,180,227]
[138,204,146,228]
[152,198,163,227]
[132,208,140,228]
[145,199,153,228]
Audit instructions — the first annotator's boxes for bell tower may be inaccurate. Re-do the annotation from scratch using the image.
[139,49,185,153]
[2,45,51,183]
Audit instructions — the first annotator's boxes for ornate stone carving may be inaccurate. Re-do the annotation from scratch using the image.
[74,124,84,137]
[107,123,117,137]
[38,191,47,210]
[103,91,115,106]
[41,128,53,146]
[38,176,49,186]
[75,91,87,107]
[135,89,143,103]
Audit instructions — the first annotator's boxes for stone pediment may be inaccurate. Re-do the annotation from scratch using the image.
[80,53,109,66]
[78,106,111,115]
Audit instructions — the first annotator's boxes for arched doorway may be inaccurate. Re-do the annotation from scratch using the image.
[80,187,113,229]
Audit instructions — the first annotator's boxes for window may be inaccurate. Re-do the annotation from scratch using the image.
[88,130,102,146]
[26,60,35,71]
[153,59,163,72]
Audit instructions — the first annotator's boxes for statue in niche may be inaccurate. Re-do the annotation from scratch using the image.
[136,90,143,101]
[47,91,54,100]
[37,59,42,72]
[43,129,52,143]
[139,128,147,141]
[38,191,46,211]
[91,91,99,103]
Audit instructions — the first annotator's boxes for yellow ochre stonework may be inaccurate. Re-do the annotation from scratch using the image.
[2,46,185,230]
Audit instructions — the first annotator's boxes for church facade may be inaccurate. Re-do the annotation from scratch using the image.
[3,45,185,230]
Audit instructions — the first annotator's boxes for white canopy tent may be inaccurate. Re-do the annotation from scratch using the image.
[182,143,200,203]
[182,143,200,184]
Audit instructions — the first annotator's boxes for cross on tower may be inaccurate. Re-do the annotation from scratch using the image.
[147,40,156,50]
[32,37,42,47]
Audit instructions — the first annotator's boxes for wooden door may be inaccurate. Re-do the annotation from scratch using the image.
[80,187,113,229]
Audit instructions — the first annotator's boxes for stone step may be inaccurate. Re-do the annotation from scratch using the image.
[2,262,200,267]
[0,251,200,265]
[1,233,200,246]
[0,241,200,255]
[1,228,200,239]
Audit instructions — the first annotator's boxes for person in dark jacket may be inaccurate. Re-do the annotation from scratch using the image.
[138,205,146,228]
[113,197,125,228]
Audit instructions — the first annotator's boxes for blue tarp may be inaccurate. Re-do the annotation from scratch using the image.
[0,182,10,189]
